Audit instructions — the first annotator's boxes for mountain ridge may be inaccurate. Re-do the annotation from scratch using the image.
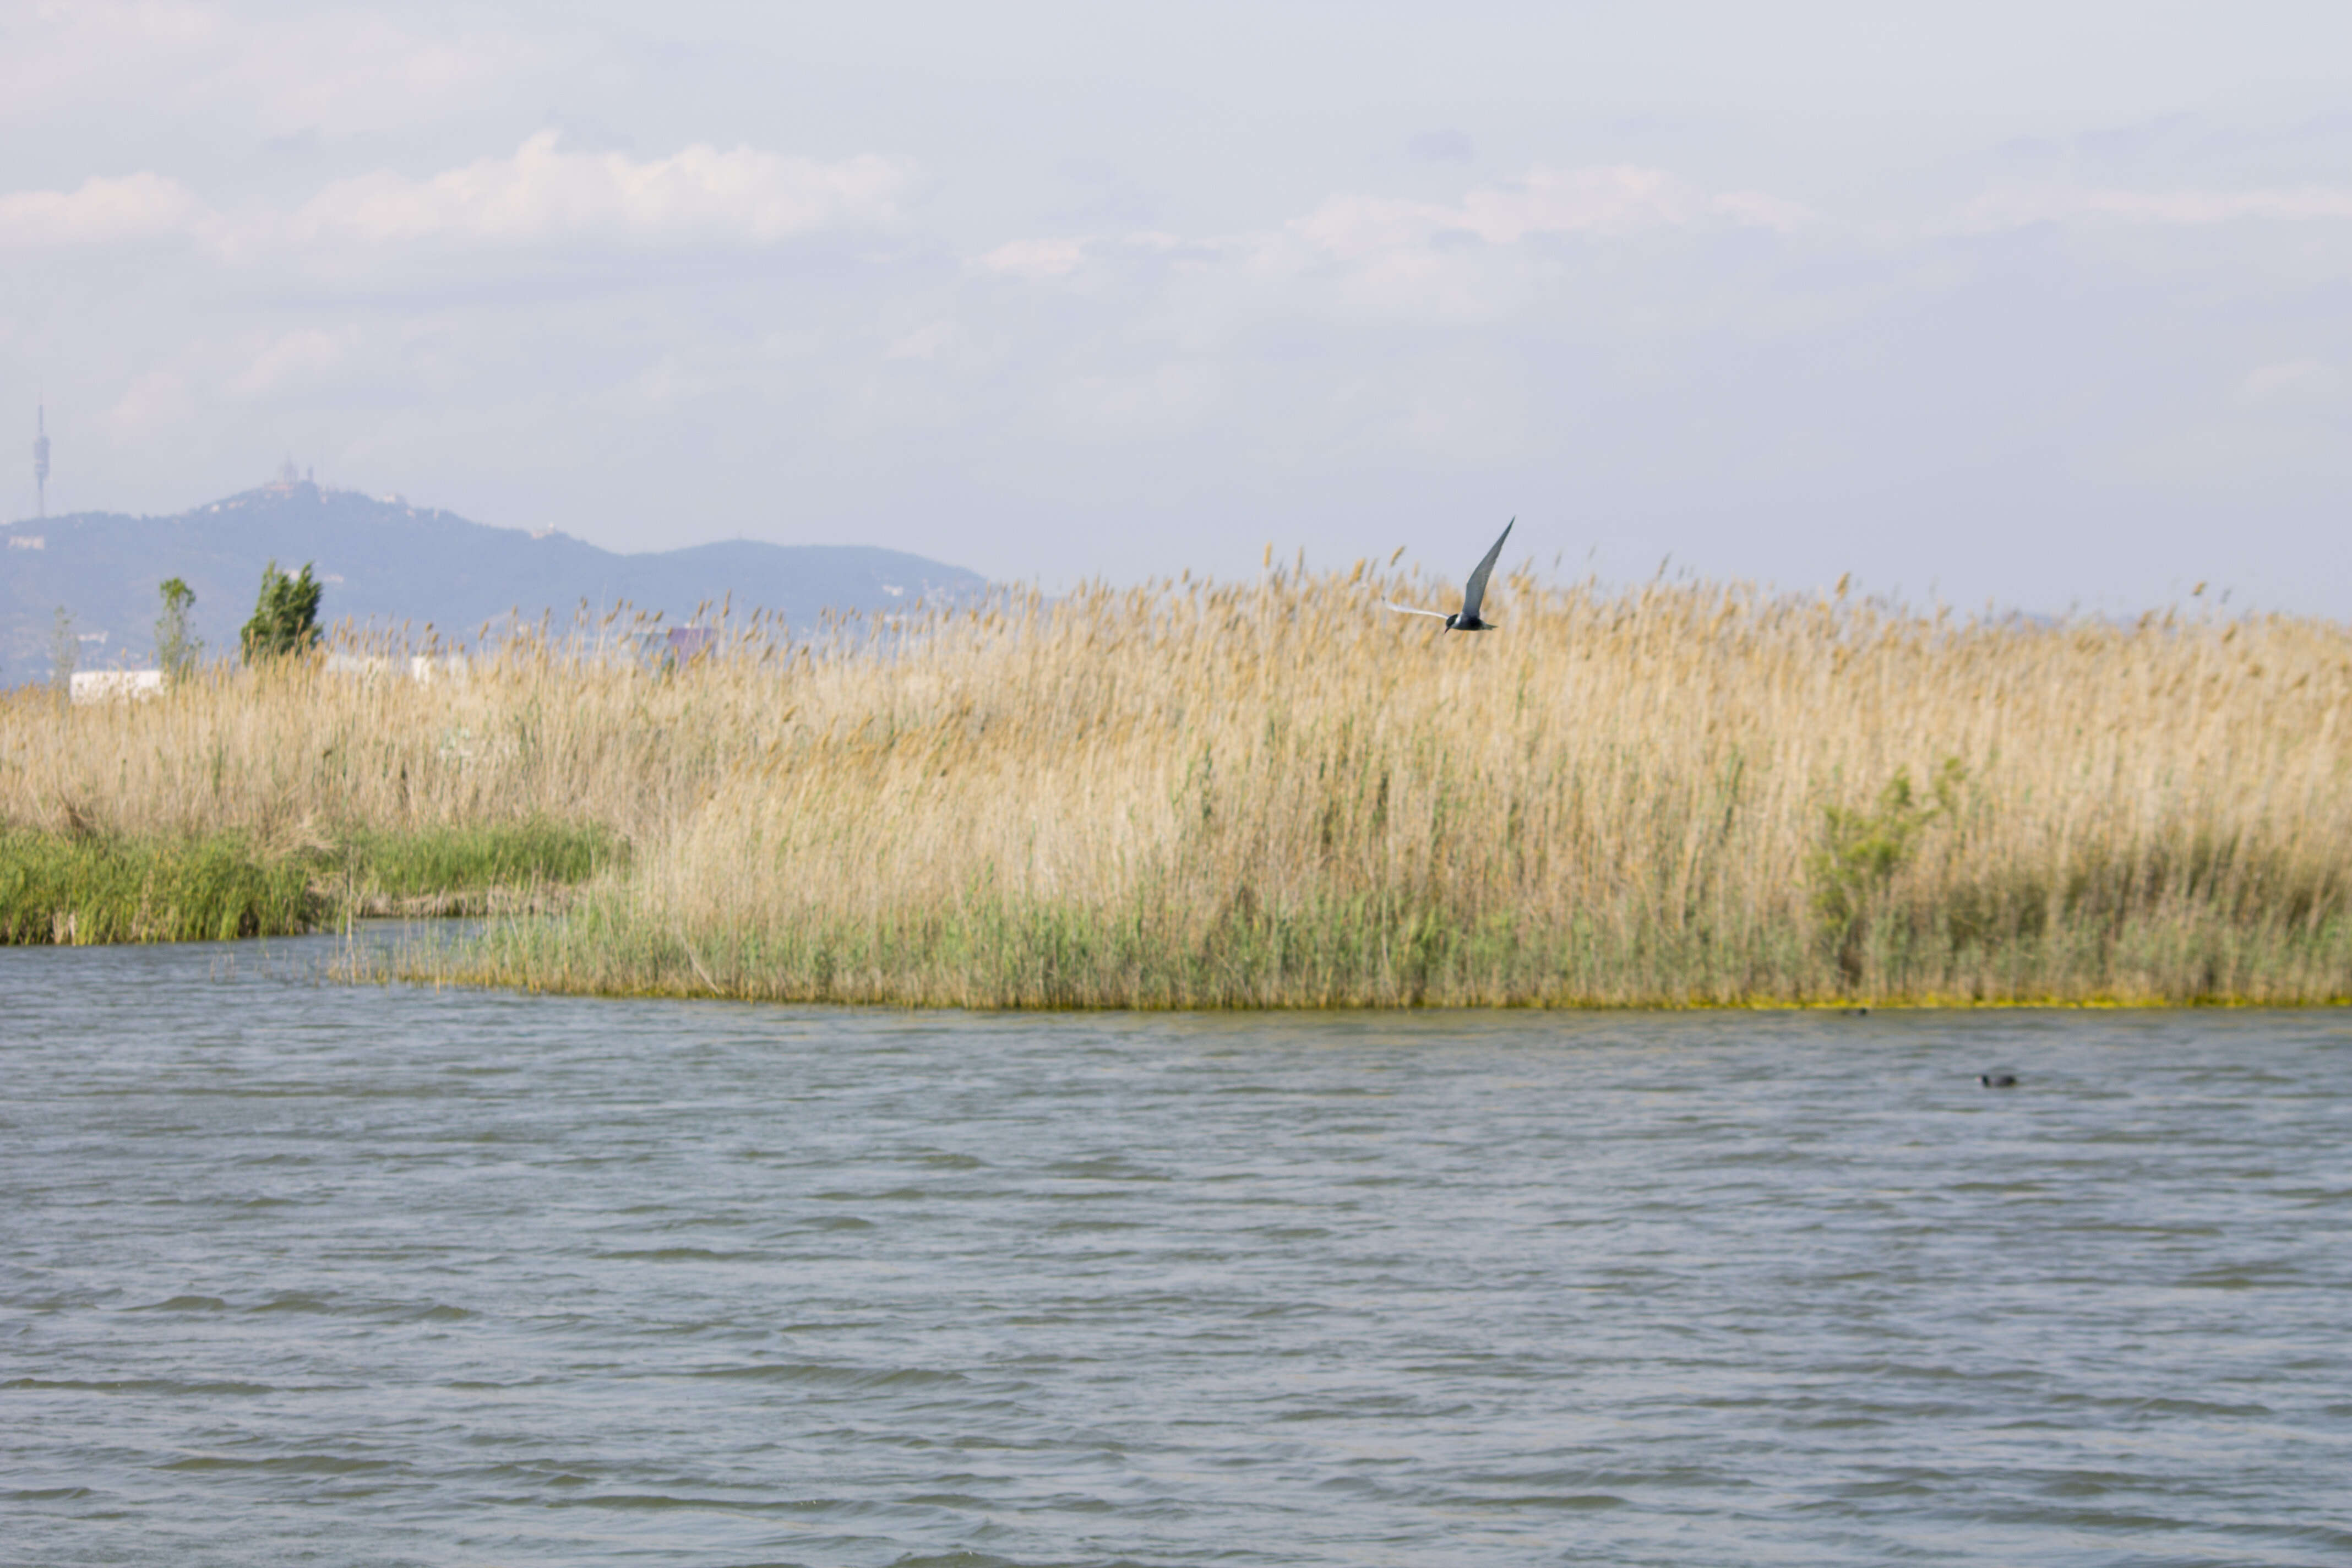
[2,478,986,679]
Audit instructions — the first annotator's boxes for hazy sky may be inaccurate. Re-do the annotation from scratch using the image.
[6,1,2352,612]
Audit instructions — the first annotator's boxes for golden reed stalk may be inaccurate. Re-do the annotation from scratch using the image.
[7,566,2349,1004]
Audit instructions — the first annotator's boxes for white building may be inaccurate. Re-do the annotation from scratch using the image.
[323,653,469,685]
[70,670,165,703]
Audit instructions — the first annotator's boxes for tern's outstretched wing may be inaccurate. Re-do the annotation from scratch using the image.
[1460,516,1514,620]
[1385,603,1450,619]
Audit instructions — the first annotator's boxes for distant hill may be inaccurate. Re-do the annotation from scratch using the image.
[2,478,987,679]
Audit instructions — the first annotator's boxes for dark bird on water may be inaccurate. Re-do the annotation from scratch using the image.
[1980,1072,2018,1088]
[1387,517,1514,631]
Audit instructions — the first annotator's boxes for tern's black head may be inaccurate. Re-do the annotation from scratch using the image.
[1980,1072,2018,1088]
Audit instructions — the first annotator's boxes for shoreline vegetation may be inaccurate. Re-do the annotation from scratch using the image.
[0,820,614,944]
[6,565,2350,1006]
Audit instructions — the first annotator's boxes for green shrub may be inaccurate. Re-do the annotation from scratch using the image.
[0,831,316,944]
[1810,759,1964,984]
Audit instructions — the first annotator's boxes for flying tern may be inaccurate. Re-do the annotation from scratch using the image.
[1387,518,1513,632]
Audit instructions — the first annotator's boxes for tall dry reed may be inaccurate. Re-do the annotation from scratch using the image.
[8,572,2349,1004]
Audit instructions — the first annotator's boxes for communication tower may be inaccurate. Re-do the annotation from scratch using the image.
[34,405,51,519]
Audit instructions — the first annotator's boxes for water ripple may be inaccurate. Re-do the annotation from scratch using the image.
[2,937,2348,1565]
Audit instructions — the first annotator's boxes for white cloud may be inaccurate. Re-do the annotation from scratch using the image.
[0,134,912,263]
[222,12,545,138]
[1255,167,1805,323]
[1406,129,1476,164]
[105,368,197,439]
[972,231,1196,284]
[2,0,215,101]
[0,2,554,138]
[631,354,705,407]
[281,132,911,250]
[229,327,361,398]
[1051,361,1221,435]
[0,171,213,248]
[974,167,1809,323]
[2088,187,2352,224]
[1960,183,2352,231]
[2234,359,2340,406]
[977,237,1091,279]
[886,321,960,360]
[1288,166,1809,260]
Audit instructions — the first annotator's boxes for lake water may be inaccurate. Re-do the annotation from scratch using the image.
[4,936,2349,1567]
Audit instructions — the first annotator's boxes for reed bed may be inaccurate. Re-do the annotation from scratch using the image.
[6,569,2350,1004]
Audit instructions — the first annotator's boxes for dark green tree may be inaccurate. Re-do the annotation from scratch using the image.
[241,560,323,661]
[156,576,202,682]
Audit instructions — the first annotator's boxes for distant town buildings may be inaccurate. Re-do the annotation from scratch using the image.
[69,670,165,704]
[64,657,477,701]
[323,653,469,685]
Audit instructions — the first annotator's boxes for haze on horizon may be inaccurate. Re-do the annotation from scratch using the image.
[5,1,2351,616]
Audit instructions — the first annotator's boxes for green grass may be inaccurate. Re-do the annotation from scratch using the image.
[383,874,2352,1007]
[0,830,317,944]
[0,819,619,946]
[324,819,619,908]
